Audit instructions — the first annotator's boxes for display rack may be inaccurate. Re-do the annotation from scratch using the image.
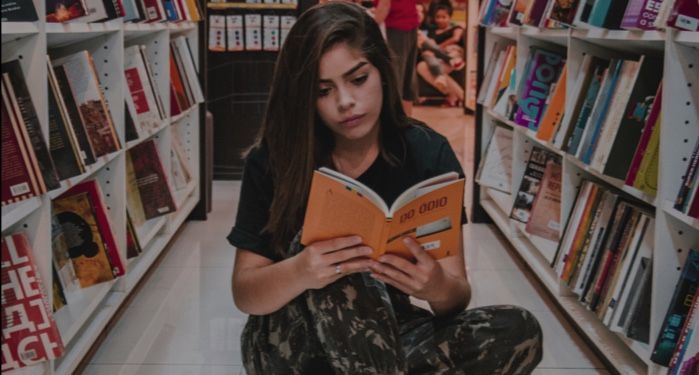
[0,0,203,372]
[477,24,699,375]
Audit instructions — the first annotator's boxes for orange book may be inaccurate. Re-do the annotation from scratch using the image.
[301,168,465,260]
[561,183,600,283]
[489,45,516,108]
[536,64,567,142]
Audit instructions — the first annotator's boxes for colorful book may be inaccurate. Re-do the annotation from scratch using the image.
[124,45,163,135]
[514,48,566,130]
[675,139,699,211]
[1,232,65,370]
[548,0,581,25]
[536,64,567,142]
[622,0,665,29]
[45,0,86,22]
[1,0,38,21]
[632,111,660,196]
[625,83,662,186]
[128,140,177,220]
[511,147,559,223]
[525,158,562,243]
[668,0,699,31]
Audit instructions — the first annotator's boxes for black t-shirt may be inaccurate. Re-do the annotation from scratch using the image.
[227,123,467,318]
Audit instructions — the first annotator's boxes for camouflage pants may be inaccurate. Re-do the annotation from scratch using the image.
[241,234,543,374]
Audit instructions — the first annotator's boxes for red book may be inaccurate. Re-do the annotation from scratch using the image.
[1,232,65,371]
[61,180,125,277]
[688,186,699,219]
[128,140,177,220]
[1,83,41,205]
[625,83,662,186]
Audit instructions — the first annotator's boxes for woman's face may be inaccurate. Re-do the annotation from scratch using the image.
[316,42,383,145]
[434,9,450,29]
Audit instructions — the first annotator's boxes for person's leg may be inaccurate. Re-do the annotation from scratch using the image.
[305,272,408,374]
[386,27,418,116]
[417,61,448,94]
[420,50,445,78]
[402,305,543,374]
[421,38,453,65]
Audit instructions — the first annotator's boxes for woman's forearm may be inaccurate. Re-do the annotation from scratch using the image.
[428,273,471,316]
[232,256,308,315]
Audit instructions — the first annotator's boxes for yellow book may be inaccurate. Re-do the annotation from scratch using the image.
[633,113,660,196]
[185,0,201,21]
[301,168,465,260]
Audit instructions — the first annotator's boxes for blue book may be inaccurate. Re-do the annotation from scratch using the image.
[652,249,699,366]
[566,64,606,154]
[163,0,179,21]
[580,59,623,164]
[588,0,612,26]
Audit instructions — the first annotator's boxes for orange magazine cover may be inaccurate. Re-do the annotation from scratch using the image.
[301,168,465,260]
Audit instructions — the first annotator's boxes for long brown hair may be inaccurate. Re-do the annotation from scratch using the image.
[252,1,410,254]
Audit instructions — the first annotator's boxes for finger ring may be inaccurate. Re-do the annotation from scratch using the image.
[335,264,342,275]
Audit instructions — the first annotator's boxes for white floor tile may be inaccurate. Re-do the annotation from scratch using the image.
[469,268,552,312]
[536,310,606,369]
[84,364,242,375]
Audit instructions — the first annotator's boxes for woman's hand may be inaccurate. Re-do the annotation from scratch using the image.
[368,237,449,302]
[293,235,374,290]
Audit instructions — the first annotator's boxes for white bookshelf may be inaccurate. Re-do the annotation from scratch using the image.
[0,0,203,372]
[478,24,699,375]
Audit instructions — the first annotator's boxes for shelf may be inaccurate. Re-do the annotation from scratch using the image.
[207,2,297,10]
[136,215,168,249]
[514,125,564,157]
[488,26,517,39]
[572,28,665,53]
[513,221,560,265]
[170,104,198,123]
[174,180,197,208]
[663,200,699,231]
[675,31,699,48]
[1,197,43,232]
[520,25,569,45]
[1,22,39,43]
[483,186,512,216]
[126,121,170,151]
[168,21,198,33]
[124,22,168,38]
[55,280,117,346]
[46,21,122,34]
[124,232,171,292]
[564,154,656,207]
[48,151,121,200]
[486,108,515,128]
[481,199,647,374]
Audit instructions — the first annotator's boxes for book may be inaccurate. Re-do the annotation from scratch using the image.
[675,139,699,211]
[514,48,566,130]
[124,45,163,134]
[536,64,567,142]
[1,81,41,205]
[625,83,662,186]
[52,187,117,288]
[622,0,665,29]
[652,249,699,366]
[668,293,699,374]
[525,158,562,243]
[128,140,177,220]
[511,146,559,223]
[126,211,142,259]
[548,0,581,26]
[51,215,78,295]
[668,0,699,31]
[51,63,97,167]
[52,264,67,312]
[552,180,594,269]
[52,51,121,158]
[625,260,652,343]
[632,109,660,196]
[45,0,85,22]
[125,152,146,228]
[1,232,65,370]
[301,167,465,260]
[2,60,61,191]
[510,0,532,25]
[1,0,38,21]
[476,125,513,193]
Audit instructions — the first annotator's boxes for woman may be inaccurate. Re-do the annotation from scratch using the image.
[228,2,543,374]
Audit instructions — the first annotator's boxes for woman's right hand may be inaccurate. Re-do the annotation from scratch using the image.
[293,235,375,290]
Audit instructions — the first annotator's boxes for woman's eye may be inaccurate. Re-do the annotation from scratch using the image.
[352,75,368,85]
[318,87,331,97]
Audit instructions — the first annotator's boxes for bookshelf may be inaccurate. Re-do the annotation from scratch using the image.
[477,23,699,375]
[0,0,203,372]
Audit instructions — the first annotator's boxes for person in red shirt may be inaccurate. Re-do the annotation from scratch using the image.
[374,0,420,115]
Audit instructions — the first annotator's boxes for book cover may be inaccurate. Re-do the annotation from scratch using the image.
[525,158,562,242]
[51,264,67,312]
[668,0,699,31]
[625,261,652,343]
[52,51,120,158]
[552,181,593,270]
[63,180,124,277]
[490,45,517,109]
[124,101,140,143]
[589,58,644,172]
[536,64,567,142]
[52,64,96,166]
[514,48,566,130]
[1,82,41,205]
[141,0,164,21]
[492,0,514,26]
[52,191,116,288]
[2,61,61,191]
[301,168,465,260]
[48,63,84,181]
[511,146,559,223]
[548,0,581,25]
[688,185,699,218]
[170,40,195,106]
[602,61,661,180]
[523,0,550,26]
[675,139,699,211]
[481,47,509,108]
[169,49,190,114]
[51,215,78,295]
[668,293,699,374]
[126,211,142,259]
[172,37,204,104]
[622,0,665,29]
[559,184,603,283]
[652,249,699,365]
[124,46,162,134]
[1,232,65,370]
[65,0,107,23]
[625,83,662,186]
[589,0,613,26]
[139,46,166,121]
[125,153,146,228]
[1,0,38,21]
[129,140,177,220]
[476,125,513,193]
[45,0,85,22]
[510,0,532,25]
[573,0,596,26]
[632,109,660,196]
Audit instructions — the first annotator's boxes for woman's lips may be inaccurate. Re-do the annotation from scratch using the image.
[339,114,365,127]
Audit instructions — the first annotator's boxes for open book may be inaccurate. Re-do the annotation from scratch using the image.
[301,167,465,260]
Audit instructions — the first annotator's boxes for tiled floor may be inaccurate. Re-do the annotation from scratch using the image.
[85,106,610,374]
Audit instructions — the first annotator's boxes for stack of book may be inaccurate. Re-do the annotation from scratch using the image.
[480,0,699,31]
[553,180,654,343]
[45,0,203,23]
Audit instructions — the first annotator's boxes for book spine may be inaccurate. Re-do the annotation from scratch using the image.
[52,65,97,165]
[625,83,662,185]
[669,293,699,374]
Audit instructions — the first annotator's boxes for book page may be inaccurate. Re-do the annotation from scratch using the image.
[390,172,459,216]
[318,167,388,214]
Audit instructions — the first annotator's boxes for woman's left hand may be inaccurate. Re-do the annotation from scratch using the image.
[368,237,448,302]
